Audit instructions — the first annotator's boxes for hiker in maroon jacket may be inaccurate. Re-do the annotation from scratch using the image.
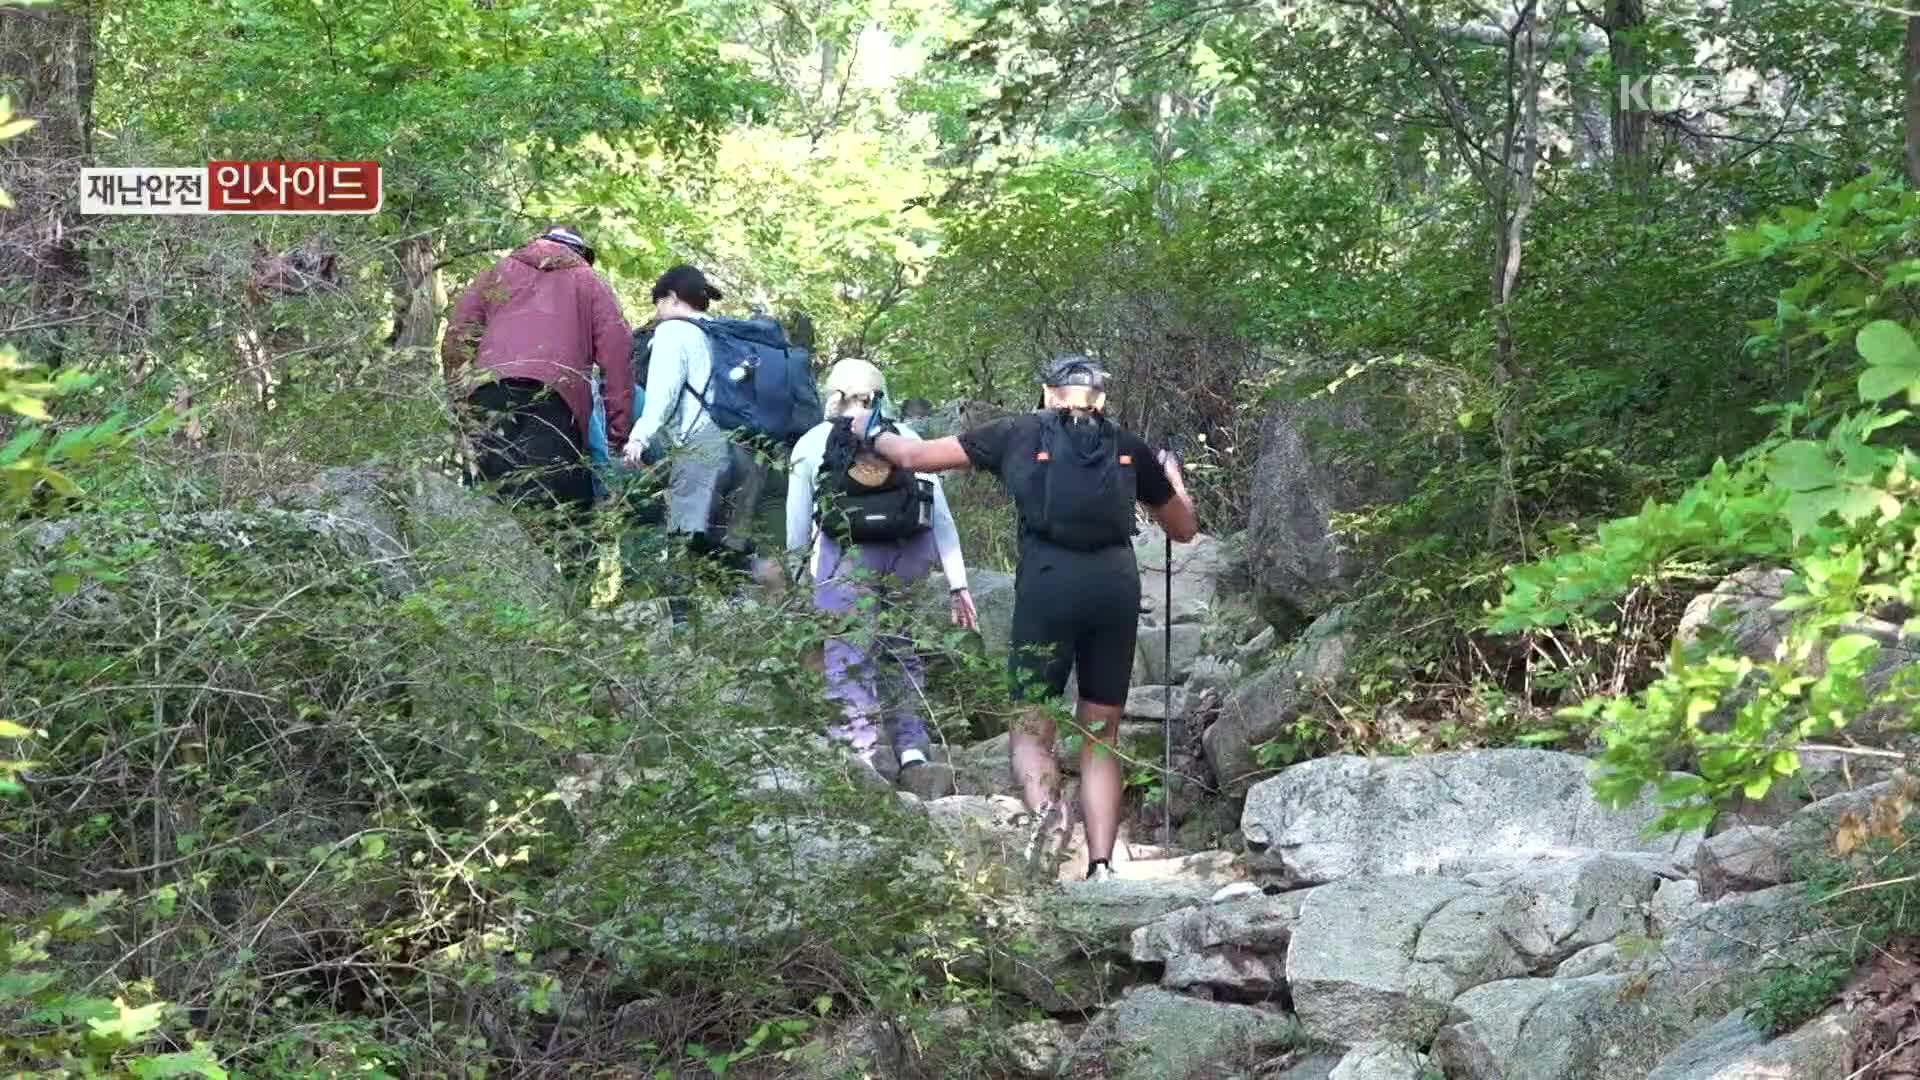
[441,226,634,552]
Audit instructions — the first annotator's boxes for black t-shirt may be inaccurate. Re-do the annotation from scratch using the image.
[958,412,1176,567]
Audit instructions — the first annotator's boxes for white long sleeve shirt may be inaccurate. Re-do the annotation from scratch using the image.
[786,421,968,590]
[624,317,713,454]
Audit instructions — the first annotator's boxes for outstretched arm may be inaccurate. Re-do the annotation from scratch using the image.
[871,432,972,473]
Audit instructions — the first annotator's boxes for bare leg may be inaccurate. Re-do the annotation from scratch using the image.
[1076,702,1126,864]
[1009,705,1061,810]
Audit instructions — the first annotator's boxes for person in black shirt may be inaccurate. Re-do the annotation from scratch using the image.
[848,355,1198,882]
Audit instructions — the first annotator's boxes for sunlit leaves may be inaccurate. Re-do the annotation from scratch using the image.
[1857,319,1920,403]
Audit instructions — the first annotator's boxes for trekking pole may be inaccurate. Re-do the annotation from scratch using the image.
[1160,435,1187,849]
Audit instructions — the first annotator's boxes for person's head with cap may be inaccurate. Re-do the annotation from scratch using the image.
[1041,353,1109,414]
[652,264,723,320]
[824,357,890,421]
[539,225,595,266]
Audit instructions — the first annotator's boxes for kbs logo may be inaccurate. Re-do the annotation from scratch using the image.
[81,161,381,215]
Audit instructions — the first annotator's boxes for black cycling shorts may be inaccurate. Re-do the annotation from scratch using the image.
[1006,543,1140,708]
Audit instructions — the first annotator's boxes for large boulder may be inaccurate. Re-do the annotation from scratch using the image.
[924,794,1030,880]
[1240,749,1702,886]
[1329,1041,1434,1080]
[1432,882,1849,1078]
[280,463,561,605]
[1245,358,1456,622]
[1056,986,1300,1080]
[1136,623,1210,686]
[1471,852,1662,968]
[1432,973,1689,1080]
[948,733,1013,796]
[1205,607,1358,795]
[1133,525,1231,626]
[1285,877,1530,1045]
[1644,1007,1858,1080]
[950,878,1222,1012]
[1129,891,1306,997]
[1694,825,1790,900]
[1674,568,1796,661]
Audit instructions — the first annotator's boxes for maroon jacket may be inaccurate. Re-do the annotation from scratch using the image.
[441,238,634,446]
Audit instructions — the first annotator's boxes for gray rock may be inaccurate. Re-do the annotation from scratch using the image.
[1628,884,1845,1023]
[949,734,1013,796]
[1125,685,1192,721]
[1046,878,1225,949]
[930,568,1017,656]
[1431,884,1854,1079]
[1187,655,1244,697]
[897,761,957,800]
[1651,878,1704,934]
[1675,569,1795,660]
[1266,1052,1344,1079]
[1005,1019,1075,1079]
[1329,1041,1433,1080]
[946,878,1223,1013]
[276,464,410,567]
[1696,825,1790,900]
[1432,973,1690,1080]
[1239,625,1278,658]
[402,467,561,604]
[1129,892,1305,996]
[1135,525,1230,626]
[1138,623,1210,686]
[1245,358,1456,621]
[1286,877,1528,1045]
[1207,609,1359,795]
[924,794,1028,880]
[1553,942,1620,979]
[1057,986,1301,1080]
[1498,853,1659,967]
[1241,750,1703,886]
[1644,1006,1857,1080]
[649,817,898,950]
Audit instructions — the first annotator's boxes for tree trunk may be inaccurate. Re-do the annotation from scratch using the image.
[1905,15,1920,186]
[0,0,97,358]
[1605,0,1650,194]
[390,234,443,351]
[1488,0,1548,550]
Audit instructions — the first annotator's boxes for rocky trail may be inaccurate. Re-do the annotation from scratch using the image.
[21,463,1908,1080]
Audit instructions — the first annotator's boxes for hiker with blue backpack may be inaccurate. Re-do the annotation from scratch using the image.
[620,265,821,619]
[787,358,976,797]
[843,356,1197,882]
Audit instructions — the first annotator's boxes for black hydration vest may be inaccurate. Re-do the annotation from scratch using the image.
[815,417,934,544]
[1006,410,1137,552]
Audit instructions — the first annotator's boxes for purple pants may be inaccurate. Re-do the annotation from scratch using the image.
[813,531,938,758]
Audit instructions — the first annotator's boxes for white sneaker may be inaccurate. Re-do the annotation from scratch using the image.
[1086,863,1118,883]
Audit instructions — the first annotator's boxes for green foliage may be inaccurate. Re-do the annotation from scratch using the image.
[1492,185,1920,830]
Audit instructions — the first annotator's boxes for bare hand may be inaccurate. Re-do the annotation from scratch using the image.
[950,588,978,630]
[621,440,648,468]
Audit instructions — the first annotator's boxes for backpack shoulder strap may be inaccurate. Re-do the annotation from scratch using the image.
[654,316,718,429]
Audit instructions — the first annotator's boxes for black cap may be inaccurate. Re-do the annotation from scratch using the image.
[1043,354,1108,390]
[652,264,723,311]
[539,226,595,266]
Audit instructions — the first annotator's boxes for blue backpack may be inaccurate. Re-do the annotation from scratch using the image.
[666,316,822,445]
